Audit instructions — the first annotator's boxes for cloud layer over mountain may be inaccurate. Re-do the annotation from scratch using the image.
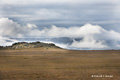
[0,18,120,49]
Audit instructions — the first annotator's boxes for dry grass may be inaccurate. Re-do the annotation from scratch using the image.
[0,48,120,80]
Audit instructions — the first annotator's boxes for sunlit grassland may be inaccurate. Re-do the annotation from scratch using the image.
[0,48,120,80]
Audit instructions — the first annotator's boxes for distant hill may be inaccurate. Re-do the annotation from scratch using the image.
[0,41,61,50]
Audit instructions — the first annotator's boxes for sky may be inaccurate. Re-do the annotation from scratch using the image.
[0,0,120,49]
[0,0,120,25]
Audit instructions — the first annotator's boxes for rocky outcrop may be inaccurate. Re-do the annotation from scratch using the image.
[0,41,61,50]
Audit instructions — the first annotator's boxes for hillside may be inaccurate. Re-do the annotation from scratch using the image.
[0,41,61,50]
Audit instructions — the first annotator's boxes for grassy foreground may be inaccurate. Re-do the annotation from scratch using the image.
[0,48,120,80]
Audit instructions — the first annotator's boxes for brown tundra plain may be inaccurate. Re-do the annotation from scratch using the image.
[0,48,120,80]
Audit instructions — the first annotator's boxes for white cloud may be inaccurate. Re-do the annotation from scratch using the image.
[26,23,37,29]
[0,36,18,46]
[0,18,38,38]
[0,18,120,49]
[70,37,107,49]
[34,23,120,49]
[0,18,23,37]
[36,24,120,39]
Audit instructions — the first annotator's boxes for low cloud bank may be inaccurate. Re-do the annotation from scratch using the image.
[0,18,120,49]
[0,36,18,46]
